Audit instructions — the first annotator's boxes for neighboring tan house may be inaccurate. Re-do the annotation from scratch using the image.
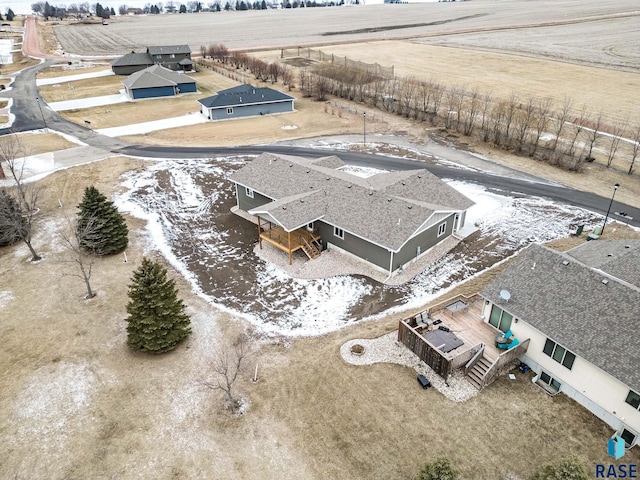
[122,65,196,99]
[111,51,154,75]
[147,45,193,71]
[228,153,473,272]
[481,240,640,448]
[111,45,192,75]
[198,84,295,120]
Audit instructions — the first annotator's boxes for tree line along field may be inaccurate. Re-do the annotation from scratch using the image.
[47,0,640,177]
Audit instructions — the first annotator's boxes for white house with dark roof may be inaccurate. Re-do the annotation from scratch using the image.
[122,65,196,99]
[481,240,640,448]
[199,84,295,121]
[228,153,474,271]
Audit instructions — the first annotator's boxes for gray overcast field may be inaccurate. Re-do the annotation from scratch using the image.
[55,0,640,70]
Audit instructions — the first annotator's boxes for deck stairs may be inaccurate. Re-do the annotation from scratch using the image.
[466,356,493,390]
[301,239,322,260]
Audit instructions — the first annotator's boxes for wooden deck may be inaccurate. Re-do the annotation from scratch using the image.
[409,299,503,363]
[428,300,502,362]
[257,221,321,264]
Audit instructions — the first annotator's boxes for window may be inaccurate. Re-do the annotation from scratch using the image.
[227,107,233,114]
[539,371,561,392]
[626,390,640,410]
[307,222,314,230]
[156,55,161,59]
[334,227,344,239]
[170,53,175,58]
[543,339,576,370]
[245,187,254,198]
[437,222,446,237]
[621,429,637,447]
[488,305,513,333]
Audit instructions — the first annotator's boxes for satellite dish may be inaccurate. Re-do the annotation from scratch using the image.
[499,290,511,302]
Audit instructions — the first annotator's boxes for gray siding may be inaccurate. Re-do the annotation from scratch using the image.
[206,101,293,120]
[113,64,150,75]
[237,186,271,212]
[394,213,455,270]
[152,53,191,71]
[322,223,391,271]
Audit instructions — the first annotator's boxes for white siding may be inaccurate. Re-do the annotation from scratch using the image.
[483,300,640,439]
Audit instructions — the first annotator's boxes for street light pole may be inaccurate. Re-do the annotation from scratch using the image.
[601,183,620,236]
[35,96,48,131]
[363,112,366,147]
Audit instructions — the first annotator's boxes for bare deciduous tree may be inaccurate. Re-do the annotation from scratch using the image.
[530,97,552,158]
[551,97,573,152]
[200,335,252,412]
[628,120,640,175]
[0,135,42,261]
[479,92,493,142]
[606,118,628,168]
[583,111,604,161]
[59,214,102,299]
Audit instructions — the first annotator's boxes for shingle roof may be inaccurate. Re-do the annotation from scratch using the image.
[122,64,195,90]
[198,84,295,109]
[481,243,640,393]
[566,240,640,287]
[111,52,153,67]
[228,153,474,251]
[147,45,191,55]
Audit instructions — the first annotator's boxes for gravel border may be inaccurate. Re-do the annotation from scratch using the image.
[340,332,479,402]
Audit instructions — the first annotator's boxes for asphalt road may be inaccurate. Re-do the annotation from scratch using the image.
[2,59,639,230]
[116,144,640,228]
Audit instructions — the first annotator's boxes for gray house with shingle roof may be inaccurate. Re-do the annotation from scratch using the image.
[199,84,295,120]
[228,153,473,272]
[111,51,154,75]
[122,65,196,99]
[111,45,192,75]
[147,45,193,71]
[481,241,640,448]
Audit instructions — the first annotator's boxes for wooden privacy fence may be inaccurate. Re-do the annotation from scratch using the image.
[398,317,482,379]
[281,47,394,79]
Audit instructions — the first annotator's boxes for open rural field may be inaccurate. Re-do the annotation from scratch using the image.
[52,0,639,57]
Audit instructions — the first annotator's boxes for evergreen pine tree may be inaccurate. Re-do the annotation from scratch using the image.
[125,258,192,353]
[0,190,28,247]
[77,186,128,255]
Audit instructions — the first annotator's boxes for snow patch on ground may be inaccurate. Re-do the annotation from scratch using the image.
[6,362,96,459]
[113,155,603,337]
[0,290,14,309]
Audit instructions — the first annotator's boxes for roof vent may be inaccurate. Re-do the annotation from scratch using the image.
[326,177,330,180]
[607,253,613,257]
[562,260,569,266]
[402,181,406,186]
[408,205,413,209]
[602,279,609,285]
[369,191,373,196]
[347,185,352,188]
[306,170,310,173]
[625,245,630,249]
[387,198,392,202]
[417,175,422,179]
[282,206,287,210]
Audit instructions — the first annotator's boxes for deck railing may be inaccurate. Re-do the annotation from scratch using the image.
[480,338,530,389]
